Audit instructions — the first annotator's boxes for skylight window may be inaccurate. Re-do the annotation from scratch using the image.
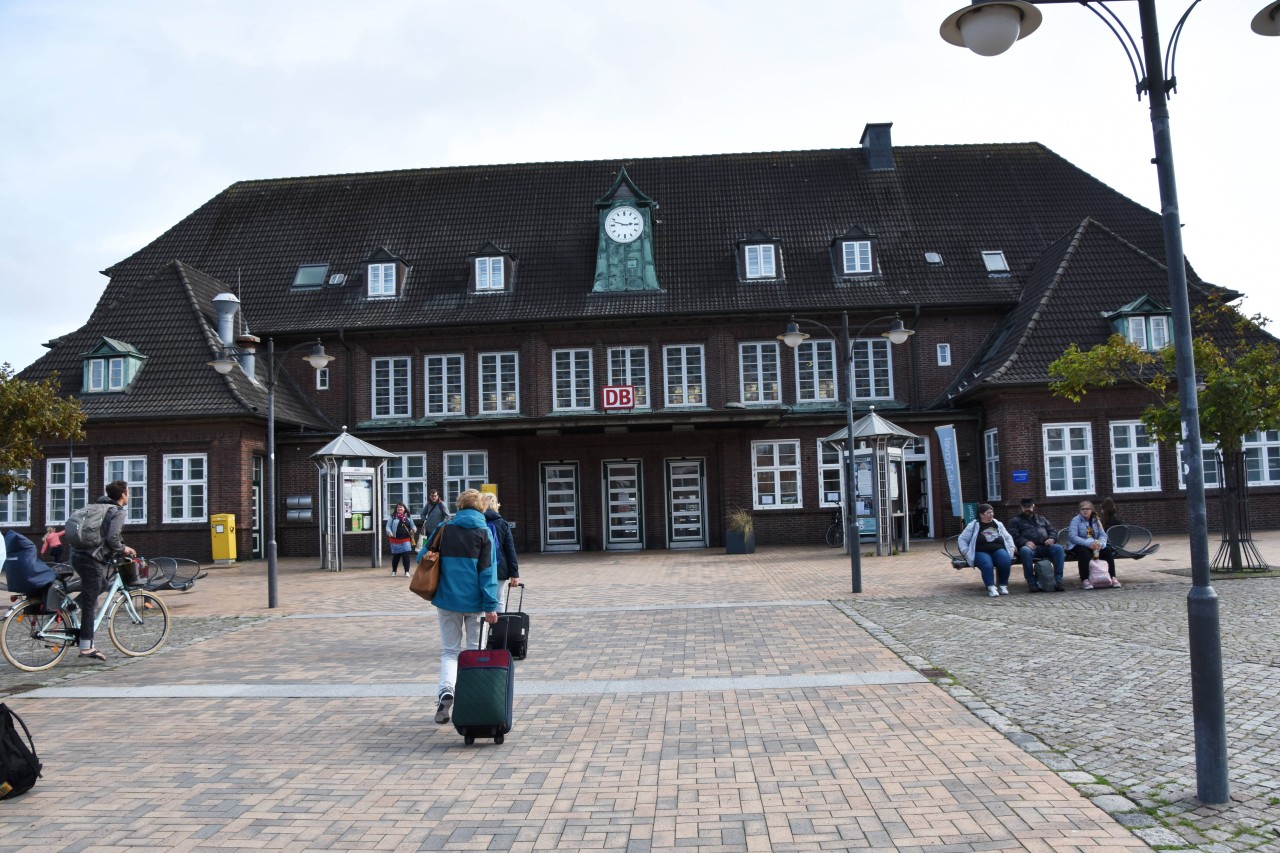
[292,264,329,288]
[982,251,1009,273]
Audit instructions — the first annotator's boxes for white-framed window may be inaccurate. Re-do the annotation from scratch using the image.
[1125,315,1170,351]
[738,342,780,405]
[664,345,704,407]
[479,352,519,414]
[1110,421,1160,492]
[982,250,1009,273]
[316,367,330,391]
[1244,430,1280,485]
[104,457,147,523]
[607,347,649,410]
[851,338,893,400]
[795,340,837,403]
[1178,442,1221,489]
[984,429,1001,502]
[842,240,873,275]
[937,343,952,367]
[552,349,594,412]
[817,441,844,508]
[425,354,465,417]
[372,357,411,418]
[86,357,126,392]
[163,454,206,523]
[476,257,505,291]
[442,451,487,508]
[744,244,776,278]
[752,440,801,509]
[1,469,30,525]
[45,458,88,525]
[368,262,396,297]
[385,453,427,516]
[1043,423,1094,495]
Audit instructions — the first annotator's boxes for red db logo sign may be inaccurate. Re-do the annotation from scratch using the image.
[602,385,635,409]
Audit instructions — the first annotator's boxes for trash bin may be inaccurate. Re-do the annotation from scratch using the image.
[211,513,237,564]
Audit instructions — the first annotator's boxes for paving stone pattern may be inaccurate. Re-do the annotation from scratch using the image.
[0,531,1275,851]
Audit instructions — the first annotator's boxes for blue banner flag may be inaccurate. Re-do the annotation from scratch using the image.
[935,424,963,518]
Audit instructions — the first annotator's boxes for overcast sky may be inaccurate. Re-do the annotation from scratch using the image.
[3,0,1276,372]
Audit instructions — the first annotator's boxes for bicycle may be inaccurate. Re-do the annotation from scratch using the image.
[825,508,845,548]
[1,559,171,672]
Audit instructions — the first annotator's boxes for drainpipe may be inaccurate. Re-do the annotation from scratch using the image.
[910,304,922,412]
[337,328,354,431]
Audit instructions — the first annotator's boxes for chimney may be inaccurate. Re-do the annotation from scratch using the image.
[212,293,241,347]
[860,122,895,171]
[237,333,260,380]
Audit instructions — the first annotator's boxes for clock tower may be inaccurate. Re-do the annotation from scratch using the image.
[592,167,660,293]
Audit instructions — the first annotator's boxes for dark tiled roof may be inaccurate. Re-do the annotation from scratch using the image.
[938,218,1238,403]
[20,261,330,430]
[84,143,1181,337]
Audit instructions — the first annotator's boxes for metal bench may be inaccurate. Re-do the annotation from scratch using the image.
[1057,525,1158,559]
[943,534,969,569]
[144,557,208,591]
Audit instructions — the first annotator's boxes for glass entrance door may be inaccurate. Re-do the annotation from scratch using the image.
[666,459,707,548]
[603,461,643,550]
[541,462,580,551]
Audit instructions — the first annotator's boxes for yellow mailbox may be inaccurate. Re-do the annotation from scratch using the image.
[210,513,237,564]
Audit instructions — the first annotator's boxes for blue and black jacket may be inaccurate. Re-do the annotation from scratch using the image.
[429,508,499,614]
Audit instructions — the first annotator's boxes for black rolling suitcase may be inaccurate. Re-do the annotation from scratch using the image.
[453,623,514,745]
[487,583,529,660]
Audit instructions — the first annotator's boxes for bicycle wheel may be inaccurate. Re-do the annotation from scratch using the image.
[2,600,74,672]
[825,522,844,548]
[108,591,170,657]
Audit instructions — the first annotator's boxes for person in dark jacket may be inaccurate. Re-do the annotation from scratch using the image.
[70,480,136,662]
[419,489,452,540]
[3,529,56,594]
[482,493,520,612]
[430,489,499,725]
[1007,498,1066,592]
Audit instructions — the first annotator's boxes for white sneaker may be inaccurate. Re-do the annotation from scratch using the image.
[987,585,1000,597]
[998,585,1009,595]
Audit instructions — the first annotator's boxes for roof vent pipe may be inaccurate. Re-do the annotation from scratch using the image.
[859,122,895,171]
[212,293,241,347]
[237,333,260,380]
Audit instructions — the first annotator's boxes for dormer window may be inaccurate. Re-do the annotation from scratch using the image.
[1104,296,1172,352]
[81,337,145,394]
[745,244,776,278]
[476,257,505,291]
[831,226,878,278]
[842,241,873,274]
[982,251,1009,274]
[368,263,396,297]
[736,231,781,281]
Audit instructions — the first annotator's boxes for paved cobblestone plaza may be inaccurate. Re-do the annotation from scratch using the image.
[2,531,1276,851]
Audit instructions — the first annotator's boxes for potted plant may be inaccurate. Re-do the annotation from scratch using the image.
[725,507,756,554]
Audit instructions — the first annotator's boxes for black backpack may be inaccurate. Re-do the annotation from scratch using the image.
[0,703,41,799]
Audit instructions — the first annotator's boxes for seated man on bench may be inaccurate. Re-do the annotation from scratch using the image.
[1008,498,1066,592]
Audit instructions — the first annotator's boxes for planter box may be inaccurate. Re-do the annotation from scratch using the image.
[725,530,756,554]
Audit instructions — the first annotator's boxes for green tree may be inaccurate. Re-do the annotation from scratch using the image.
[0,363,87,495]
[1048,299,1280,570]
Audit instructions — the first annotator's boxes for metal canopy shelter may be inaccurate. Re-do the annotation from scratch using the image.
[311,428,398,572]
[824,409,921,556]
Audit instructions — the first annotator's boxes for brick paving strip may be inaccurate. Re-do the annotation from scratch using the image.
[1,534,1276,851]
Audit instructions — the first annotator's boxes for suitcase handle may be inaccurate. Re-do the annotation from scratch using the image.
[504,581,524,613]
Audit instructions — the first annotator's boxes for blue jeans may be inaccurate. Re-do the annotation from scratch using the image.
[972,550,1012,588]
[1019,543,1065,584]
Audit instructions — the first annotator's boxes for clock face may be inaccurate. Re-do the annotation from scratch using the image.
[604,206,644,243]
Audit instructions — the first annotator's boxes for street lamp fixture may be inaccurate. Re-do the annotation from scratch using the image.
[208,338,334,609]
[779,312,914,594]
[937,0,1274,805]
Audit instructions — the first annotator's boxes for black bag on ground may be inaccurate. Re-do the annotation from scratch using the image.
[0,704,42,799]
[1033,558,1056,592]
[487,583,529,660]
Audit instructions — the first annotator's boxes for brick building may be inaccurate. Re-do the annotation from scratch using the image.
[7,123,1277,562]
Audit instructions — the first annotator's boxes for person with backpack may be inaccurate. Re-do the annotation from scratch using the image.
[420,489,452,540]
[481,492,519,612]
[384,503,418,577]
[1007,498,1066,592]
[66,480,136,662]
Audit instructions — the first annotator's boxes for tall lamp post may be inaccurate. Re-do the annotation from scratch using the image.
[780,313,914,593]
[939,0,1276,804]
[210,338,334,609]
